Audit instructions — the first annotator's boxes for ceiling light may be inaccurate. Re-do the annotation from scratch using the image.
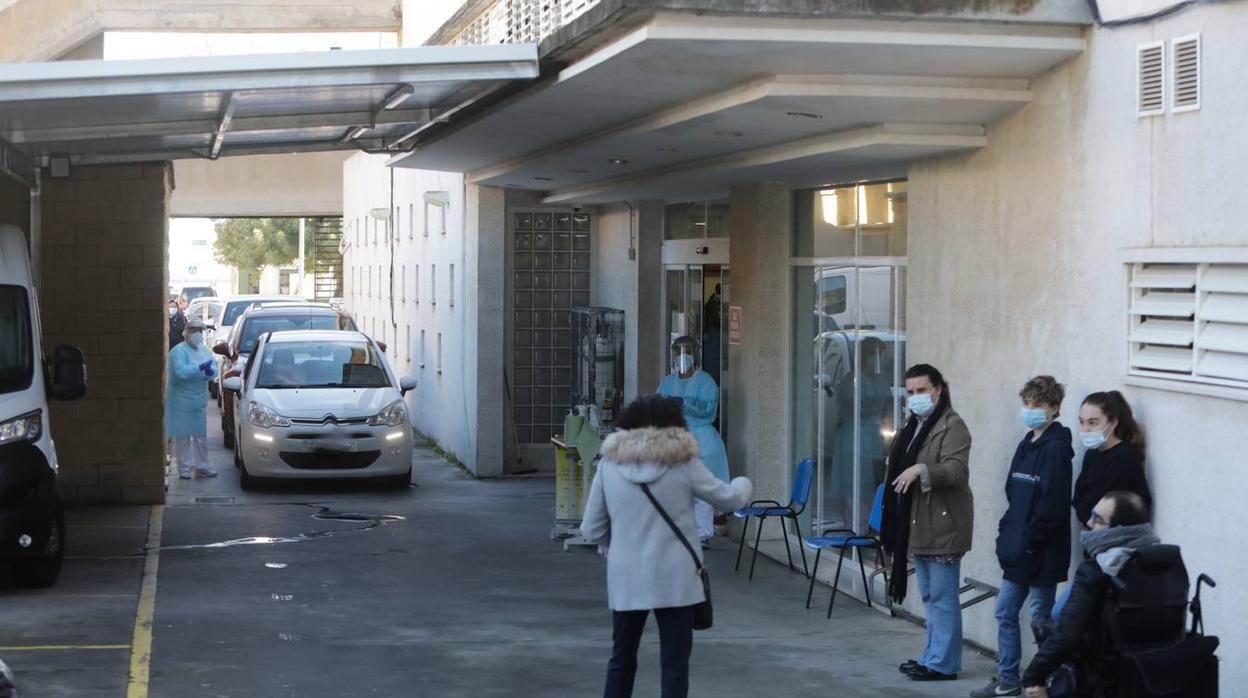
[534,176,555,181]
[713,130,745,137]
[383,84,415,110]
[607,158,629,165]
[657,146,679,153]
[568,168,590,174]
[786,111,822,119]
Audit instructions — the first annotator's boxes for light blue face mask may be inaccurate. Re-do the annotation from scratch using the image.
[906,393,935,417]
[1020,406,1050,429]
[1080,428,1108,450]
[188,332,203,347]
[675,354,696,375]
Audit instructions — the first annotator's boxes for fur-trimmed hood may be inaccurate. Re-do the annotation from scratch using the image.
[600,427,701,484]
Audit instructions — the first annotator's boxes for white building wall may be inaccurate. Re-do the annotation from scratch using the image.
[908,7,1248,690]
[343,153,478,468]
[167,217,232,298]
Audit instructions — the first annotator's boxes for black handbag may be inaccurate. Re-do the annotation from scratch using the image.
[640,483,713,630]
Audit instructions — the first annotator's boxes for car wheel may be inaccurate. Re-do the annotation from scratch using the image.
[12,500,65,589]
[239,457,258,491]
[233,445,243,470]
[382,468,412,490]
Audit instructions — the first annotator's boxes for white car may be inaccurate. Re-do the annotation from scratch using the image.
[222,330,417,490]
[213,294,300,404]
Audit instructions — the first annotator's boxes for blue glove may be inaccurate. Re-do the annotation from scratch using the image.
[204,366,216,379]
[198,360,213,371]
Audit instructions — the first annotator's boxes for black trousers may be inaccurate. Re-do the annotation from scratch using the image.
[604,605,695,698]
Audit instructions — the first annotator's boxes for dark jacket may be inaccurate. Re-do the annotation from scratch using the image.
[1023,559,1116,697]
[910,408,974,556]
[168,310,186,351]
[1072,442,1150,527]
[996,422,1074,585]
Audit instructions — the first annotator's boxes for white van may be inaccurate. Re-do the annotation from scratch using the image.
[0,224,86,587]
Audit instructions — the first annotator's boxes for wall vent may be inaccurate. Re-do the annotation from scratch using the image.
[1172,34,1201,112]
[1137,41,1166,117]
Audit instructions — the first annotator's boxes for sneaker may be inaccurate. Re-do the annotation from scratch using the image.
[179,471,193,480]
[899,659,923,674]
[971,678,1021,697]
[908,666,958,681]
[195,469,219,478]
[700,537,712,550]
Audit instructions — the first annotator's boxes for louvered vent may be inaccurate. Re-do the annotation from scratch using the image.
[1137,42,1166,117]
[1172,34,1201,112]
[1129,262,1248,388]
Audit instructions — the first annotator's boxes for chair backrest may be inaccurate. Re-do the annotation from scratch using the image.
[868,483,886,534]
[790,458,815,510]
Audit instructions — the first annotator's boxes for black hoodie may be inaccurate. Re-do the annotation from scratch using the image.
[995,421,1075,585]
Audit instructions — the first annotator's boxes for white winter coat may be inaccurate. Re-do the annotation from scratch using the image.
[580,427,753,612]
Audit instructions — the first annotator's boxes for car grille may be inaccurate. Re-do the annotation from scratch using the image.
[279,451,380,470]
[289,415,370,426]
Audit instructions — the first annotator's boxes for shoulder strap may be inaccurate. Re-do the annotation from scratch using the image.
[639,483,704,573]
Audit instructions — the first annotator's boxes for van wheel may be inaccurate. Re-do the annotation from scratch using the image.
[13,502,65,589]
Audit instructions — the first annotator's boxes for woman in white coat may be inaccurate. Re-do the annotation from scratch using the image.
[581,394,752,698]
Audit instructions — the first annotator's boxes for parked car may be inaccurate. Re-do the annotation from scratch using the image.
[180,286,217,303]
[0,225,86,588]
[212,294,301,401]
[222,330,416,490]
[214,304,357,449]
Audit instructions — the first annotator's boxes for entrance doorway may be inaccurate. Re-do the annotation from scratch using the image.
[661,238,729,430]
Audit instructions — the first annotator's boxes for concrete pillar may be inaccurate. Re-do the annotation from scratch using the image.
[0,175,30,232]
[726,182,791,511]
[632,202,664,399]
[466,184,506,477]
[40,163,170,505]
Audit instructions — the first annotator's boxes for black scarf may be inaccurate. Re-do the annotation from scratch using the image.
[879,398,947,604]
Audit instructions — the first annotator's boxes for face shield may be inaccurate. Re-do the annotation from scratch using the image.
[670,336,700,375]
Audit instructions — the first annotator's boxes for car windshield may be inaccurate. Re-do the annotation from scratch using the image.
[255,340,390,390]
[0,285,34,395]
[238,315,350,354]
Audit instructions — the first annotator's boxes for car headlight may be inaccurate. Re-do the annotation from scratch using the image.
[0,410,42,445]
[248,402,290,429]
[368,400,408,427]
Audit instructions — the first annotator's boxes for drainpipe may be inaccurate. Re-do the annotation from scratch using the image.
[29,168,41,294]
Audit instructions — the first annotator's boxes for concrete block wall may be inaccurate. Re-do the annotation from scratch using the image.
[39,163,170,505]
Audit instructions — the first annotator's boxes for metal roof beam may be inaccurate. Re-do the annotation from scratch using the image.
[209,91,236,160]
[0,134,36,189]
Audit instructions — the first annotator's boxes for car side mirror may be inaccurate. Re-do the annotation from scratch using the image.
[376,341,387,353]
[399,376,417,395]
[222,376,243,392]
[212,342,230,356]
[47,345,87,401]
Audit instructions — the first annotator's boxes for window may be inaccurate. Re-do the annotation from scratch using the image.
[449,264,455,308]
[401,265,406,301]
[1128,260,1248,393]
[424,191,449,236]
[367,266,372,297]
[437,332,443,375]
[0,285,34,395]
[406,325,411,363]
[408,203,415,238]
[394,207,401,243]
[414,264,420,303]
[431,264,437,305]
[420,329,426,368]
[382,323,386,346]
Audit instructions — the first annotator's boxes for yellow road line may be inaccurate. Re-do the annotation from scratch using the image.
[0,645,130,651]
[125,505,163,698]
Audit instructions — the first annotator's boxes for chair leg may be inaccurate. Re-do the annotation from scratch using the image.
[828,545,848,619]
[780,515,795,572]
[857,548,872,609]
[793,517,810,578]
[734,517,749,572]
[748,515,765,580]
[805,549,822,609]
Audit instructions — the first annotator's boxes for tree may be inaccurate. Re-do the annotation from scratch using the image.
[212,218,301,276]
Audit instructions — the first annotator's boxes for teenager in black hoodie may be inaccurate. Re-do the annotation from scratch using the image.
[973,376,1074,698]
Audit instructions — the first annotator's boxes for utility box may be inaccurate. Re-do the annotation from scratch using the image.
[570,306,624,428]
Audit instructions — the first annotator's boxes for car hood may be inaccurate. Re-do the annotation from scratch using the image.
[254,387,399,420]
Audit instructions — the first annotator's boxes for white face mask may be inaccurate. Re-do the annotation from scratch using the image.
[188,332,203,347]
[906,392,935,417]
[1080,427,1108,450]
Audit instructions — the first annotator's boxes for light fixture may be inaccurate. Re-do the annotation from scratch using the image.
[347,125,371,141]
[657,146,679,153]
[568,168,590,174]
[383,84,415,110]
[713,130,744,137]
[534,176,555,182]
[786,111,822,119]
[607,158,629,165]
[369,207,391,221]
[48,156,71,179]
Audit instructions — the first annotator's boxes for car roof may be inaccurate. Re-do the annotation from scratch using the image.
[224,294,300,304]
[263,330,369,344]
[241,306,345,319]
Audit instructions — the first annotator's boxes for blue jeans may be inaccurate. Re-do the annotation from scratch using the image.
[1051,584,1071,620]
[605,606,695,698]
[994,579,1057,686]
[913,556,963,675]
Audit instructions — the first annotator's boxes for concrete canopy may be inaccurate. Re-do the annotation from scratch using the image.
[0,44,539,173]
[390,12,1084,203]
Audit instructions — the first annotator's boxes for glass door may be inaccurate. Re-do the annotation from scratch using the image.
[662,263,729,431]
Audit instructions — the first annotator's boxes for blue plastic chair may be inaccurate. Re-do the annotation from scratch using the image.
[803,483,888,618]
[733,458,813,580]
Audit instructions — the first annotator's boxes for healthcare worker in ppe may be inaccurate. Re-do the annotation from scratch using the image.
[658,336,728,546]
[166,317,218,479]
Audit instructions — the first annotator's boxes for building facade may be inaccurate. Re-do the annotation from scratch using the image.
[341,0,1248,689]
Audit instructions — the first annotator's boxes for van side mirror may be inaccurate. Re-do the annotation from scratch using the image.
[376,341,387,353]
[399,376,417,395]
[47,345,86,401]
